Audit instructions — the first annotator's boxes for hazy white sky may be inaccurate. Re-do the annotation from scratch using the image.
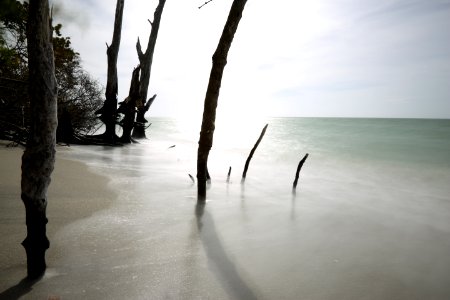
[52,0,450,119]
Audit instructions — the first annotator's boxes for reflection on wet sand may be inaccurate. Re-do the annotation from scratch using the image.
[195,203,259,300]
[0,277,38,300]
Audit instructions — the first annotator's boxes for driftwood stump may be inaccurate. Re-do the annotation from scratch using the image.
[293,153,309,189]
[242,124,268,181]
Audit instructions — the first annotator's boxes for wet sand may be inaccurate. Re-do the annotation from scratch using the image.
[0,144,116,298]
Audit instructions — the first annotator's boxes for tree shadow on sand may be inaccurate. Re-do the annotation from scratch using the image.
[0,277,39,300]
[195,203,259,300]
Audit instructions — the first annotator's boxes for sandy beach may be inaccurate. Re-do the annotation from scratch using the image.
[0,143,116,299]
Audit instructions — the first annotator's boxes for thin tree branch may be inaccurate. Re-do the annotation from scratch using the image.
[199,0,214,9]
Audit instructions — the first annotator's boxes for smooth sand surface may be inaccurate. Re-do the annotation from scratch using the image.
[0,143,116,298]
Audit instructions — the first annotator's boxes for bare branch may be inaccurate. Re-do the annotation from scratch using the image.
[136,37,144,60]
[148,19,153,26]
[199,0,214,9]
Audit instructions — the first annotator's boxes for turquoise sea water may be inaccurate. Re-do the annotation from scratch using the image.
[53,117,450,299]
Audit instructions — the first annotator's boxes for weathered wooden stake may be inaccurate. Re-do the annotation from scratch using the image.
[227,166,232,182]
[293,153,309,189]
[242,124,268,180]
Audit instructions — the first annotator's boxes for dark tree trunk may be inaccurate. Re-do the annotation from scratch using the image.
[293,153,309,189]
[197,0,248,201]
[132,0,166,139]
[21,0,57,279]
[119,65,140,143]
[96,0,124,143]
[242,124,268,181]
[56,108,74,144]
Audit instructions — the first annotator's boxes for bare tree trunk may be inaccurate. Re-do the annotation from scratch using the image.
[197,0,248,201]
[119,65,140,143]
[132,0,166,139]
[96,0,124,143]
[21,0,57,279]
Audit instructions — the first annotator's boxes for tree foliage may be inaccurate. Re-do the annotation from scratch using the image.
[0,0,104,144]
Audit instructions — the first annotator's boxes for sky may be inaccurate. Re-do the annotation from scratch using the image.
[51,0,450,119]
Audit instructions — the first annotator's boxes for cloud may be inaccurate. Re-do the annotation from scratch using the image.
[48,0,450,118]
[51,0,91,32]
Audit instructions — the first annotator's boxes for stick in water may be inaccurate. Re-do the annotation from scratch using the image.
[242,124,268,180]
[293,153,309,189]
[227,166,232,182]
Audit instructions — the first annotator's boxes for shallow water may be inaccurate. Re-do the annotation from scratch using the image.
[11,117,450,299]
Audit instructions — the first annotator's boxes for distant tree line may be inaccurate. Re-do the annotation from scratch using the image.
[0,0,104,145]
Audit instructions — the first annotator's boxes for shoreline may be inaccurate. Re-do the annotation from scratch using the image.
[0,143,116,284]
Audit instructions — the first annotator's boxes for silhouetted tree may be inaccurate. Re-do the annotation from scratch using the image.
[132,0,166,139]
[21,0,57,279]
[118,65,140,143]
[96,0,125,143]
[197,0,248,200]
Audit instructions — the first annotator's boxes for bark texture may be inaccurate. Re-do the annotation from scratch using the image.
[242,124,268,180]
[197,0,248,201]
[96,0,124,143]
[132,0,166,139]
[21,0,57,279]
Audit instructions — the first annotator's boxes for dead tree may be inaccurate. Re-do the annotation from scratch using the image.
[95,0,125,143]
[21,0,57,279]
[293,153,309,189]
[197,0,248,201]
[242,124,268,181]
[118,65,140,143]
[132,0,166,139]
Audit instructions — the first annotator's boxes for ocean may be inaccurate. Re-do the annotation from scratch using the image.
[57,117,450,299]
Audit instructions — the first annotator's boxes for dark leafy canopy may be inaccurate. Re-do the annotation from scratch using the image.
[0,0,104,144]
[0,0,28,79]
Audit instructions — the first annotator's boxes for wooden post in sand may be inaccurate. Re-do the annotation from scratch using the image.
[242,124,268,181]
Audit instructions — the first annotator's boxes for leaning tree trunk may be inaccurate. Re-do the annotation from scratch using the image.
[96,0,125,143]
[119,65,140,143]
[197,0,248,201]
[132,0,166,139]
[21,0,58,279]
